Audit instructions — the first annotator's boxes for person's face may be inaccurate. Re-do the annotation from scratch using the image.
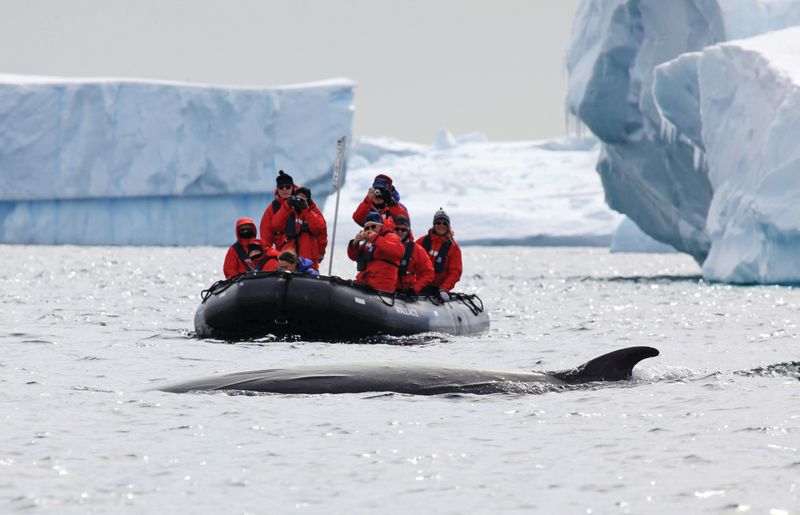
[278,260,297,272]
[277,183,293,199]
[434,221,449,236]
[364,223,382,233]
[237,224,256,239]
[394,225,410,240]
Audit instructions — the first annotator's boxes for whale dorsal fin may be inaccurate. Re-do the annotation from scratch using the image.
[549,346,659,383]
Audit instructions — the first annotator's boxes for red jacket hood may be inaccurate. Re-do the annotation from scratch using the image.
[236,217,257,245]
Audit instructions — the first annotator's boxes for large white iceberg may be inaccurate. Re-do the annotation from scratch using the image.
[324,132,622,247]
[567,0,800,282]
[0,75,355,245]
[658,27,800,282]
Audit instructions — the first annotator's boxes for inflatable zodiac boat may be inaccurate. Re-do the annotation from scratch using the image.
[194,271,489,341]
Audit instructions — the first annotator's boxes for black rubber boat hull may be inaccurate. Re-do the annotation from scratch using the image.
[194,272,490,340]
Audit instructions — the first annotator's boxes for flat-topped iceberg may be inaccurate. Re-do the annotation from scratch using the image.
[0,75,355,245]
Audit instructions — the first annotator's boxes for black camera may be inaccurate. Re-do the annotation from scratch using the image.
[372,187,390,201]
[288,196,308,211]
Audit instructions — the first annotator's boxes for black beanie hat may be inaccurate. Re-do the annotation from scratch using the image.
[295,186,311,200]
[393,215,410,228]
[276,170,294,187]
[433,208,450,226]
[247,241,264,258]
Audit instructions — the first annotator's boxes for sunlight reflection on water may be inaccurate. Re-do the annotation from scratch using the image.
[1,245,798,513]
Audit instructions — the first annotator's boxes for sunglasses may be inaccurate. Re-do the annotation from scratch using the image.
[364,224,381,231]
[395,227,409,232]
[434,221,449,226]
[277,184,293,190]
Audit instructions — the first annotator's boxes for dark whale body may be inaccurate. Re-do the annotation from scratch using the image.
[158,346,659,395]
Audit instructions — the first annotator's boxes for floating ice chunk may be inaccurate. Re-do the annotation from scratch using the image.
[433,128,457,150]
[610,217,677,253]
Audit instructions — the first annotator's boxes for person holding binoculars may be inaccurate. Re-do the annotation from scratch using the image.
[271,186,328,271]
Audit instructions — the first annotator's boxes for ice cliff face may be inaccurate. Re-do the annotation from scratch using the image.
[567,0,800,283]
[0,76,355,245]
[679,27,800,282]
[567,0,727,263]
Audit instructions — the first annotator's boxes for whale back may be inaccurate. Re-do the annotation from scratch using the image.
[157,347,660,395]
[549,346,659,383]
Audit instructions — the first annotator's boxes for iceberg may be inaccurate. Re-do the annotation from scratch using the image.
[567,0,800,282]
[0,75,355,245]
[566,0,726,262]
[323,132,622,247]
[661,27,800,282]
[610,217,677,254]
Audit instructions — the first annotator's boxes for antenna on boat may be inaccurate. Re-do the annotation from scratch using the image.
[327,135,347,276]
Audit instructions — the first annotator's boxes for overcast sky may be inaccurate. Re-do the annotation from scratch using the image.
[0,0,580,143]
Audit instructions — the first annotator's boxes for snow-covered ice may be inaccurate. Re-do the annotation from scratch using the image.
[324,132,623,247]
[0,75,355,245]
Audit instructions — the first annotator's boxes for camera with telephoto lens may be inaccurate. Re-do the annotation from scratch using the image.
[288,195,308,211]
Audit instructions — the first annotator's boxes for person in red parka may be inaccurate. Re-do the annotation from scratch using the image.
[416,208,462,300]
[244,239,280,273]
[393,215,434,294]
[223,220,279,278]
[260,170,299,248]
[270,186,327,270]
[347,211,404,293]
[352,174,410,227]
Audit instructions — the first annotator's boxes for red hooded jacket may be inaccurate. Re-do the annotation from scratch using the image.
[353,199,409,227]
[352,174,410,226]
[259,186,299,248]
[416,230,462,292]
[397,231,434,293]
[271,199,328,269]
[223,222,279,278]
[347,223,405,293]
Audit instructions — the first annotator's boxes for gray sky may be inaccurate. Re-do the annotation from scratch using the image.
[0,0,580,143]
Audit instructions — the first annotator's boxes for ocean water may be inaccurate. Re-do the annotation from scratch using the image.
[2,245,798,513]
